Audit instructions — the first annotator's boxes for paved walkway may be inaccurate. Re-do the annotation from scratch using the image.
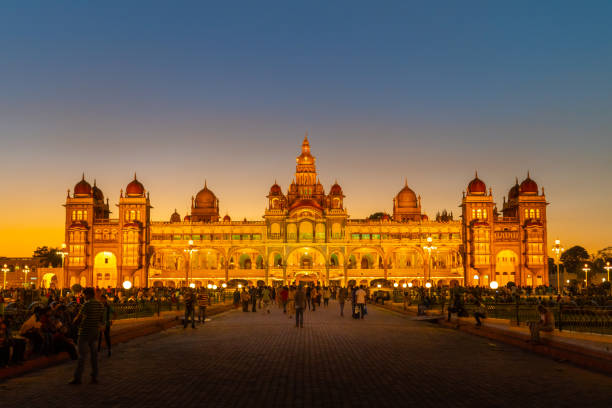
[2,301,611,408]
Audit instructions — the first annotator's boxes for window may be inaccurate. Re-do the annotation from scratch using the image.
[529,209,535,219]
[472,209,476,218]
[536,209,540,219]
[524,209,529,219]
[483,209,487,219]
[476,209,482,219]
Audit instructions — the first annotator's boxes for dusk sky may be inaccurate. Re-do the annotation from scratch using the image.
[1,1,611,256]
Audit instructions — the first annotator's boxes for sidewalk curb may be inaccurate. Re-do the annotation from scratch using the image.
[0,303,234,382]
[374,303,612,375]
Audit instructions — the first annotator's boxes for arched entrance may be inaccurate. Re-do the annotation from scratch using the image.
[94,251,118,289]
[496,250,518,286]
[41,273,58,289]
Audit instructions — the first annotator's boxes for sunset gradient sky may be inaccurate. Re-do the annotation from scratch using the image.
[1,1,611,256]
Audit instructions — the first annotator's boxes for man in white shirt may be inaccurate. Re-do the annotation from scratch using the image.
[355,286,367,319]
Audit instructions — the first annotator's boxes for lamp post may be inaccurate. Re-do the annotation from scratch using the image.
[551,239,564,294]
[59,243,69,290]
[582,263,590,292]
[1,264,9,290]
[604,262,612,285]
[422,237,437,287]
[184,239,198,288]
[23,265,30,289]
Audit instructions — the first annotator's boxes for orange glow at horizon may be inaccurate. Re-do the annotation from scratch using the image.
[0,136,609,258]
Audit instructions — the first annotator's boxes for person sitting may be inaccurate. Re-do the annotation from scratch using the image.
[473,302,486,327]
[527,304,555,344]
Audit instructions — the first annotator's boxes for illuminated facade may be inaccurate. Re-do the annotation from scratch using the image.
[61,135,548,289]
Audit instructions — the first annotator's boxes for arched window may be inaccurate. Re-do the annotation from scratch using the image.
[529,209,535,219]
[476,209,482,219]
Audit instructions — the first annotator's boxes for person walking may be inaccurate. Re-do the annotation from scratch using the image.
[250,286,257,312]
[338,286,348,317]
[233,288,241,309]
[69,287,104,385]
[197,289,209,324]
[97,295,116,357]
[262,286,271,314]
[355,285,366,319]
[183,289,196,329]
[323,287,331,307]
[240,288,250,312]
[306,286,312,311]
[287,286,296,319]
[294,286,306,328]
[280,286,288,314]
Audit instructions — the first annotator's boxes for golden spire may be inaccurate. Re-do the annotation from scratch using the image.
[302,132,310,154]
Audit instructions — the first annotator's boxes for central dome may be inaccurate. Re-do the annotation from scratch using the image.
[396,183,418,208]
[195,182,217,208]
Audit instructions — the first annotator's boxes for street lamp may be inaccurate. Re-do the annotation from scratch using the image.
[23,265,30,288]
[604,262,612,284]
[551,239,564,293]
[582,263,590,289]
[1,264,9,289]
[407,282,413,288]
[184,239,198,288]
[422,237,437,285]
[490,281,499,290]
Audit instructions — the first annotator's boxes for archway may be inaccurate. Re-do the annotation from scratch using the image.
[94,251,118,289]
[42,273,58,289]
[496,249,518,287]
[239,254,252,269]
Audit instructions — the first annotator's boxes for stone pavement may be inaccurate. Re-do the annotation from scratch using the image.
[1,301,611,408]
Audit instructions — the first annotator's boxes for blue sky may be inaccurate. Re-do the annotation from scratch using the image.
[0,1,611,255]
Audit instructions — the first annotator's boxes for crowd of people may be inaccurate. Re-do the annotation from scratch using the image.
[227,284,373,327]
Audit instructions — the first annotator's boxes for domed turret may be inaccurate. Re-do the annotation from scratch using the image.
[223,214,231,222]
[396,181,418,208]
[519,172,538,195]
[269,182,283,195]
[74,174,92,197]
[126,173,145,197]
[329,181,343,195]
[194,181,217,208]
[170,209,181,223]
[183,215,191,222]
[508,177,520,200]
[92,180,104,201]
[467,172,486,195]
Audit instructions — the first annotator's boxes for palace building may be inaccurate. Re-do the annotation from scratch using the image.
[60,135,549,289]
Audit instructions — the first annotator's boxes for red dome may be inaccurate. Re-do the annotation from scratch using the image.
[467,173,486,195]
[330,182,342,195]
[223,214,231,222]
[184,215,192,222]
[519,174,538,194]
[74,175,92,196]
[269,183,282,195]
[126,174,145,197]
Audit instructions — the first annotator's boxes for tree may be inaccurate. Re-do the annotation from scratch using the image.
[560,246,589,275]
[33,246,63,267]
[367,212,386,220]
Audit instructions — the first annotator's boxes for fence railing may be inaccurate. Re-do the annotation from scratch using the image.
[441,302,612,335]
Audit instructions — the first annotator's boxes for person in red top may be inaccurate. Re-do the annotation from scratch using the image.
[280,286,289,314]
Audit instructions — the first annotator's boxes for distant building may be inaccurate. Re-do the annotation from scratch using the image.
[0,257,42,288]
[59,135,548,289]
